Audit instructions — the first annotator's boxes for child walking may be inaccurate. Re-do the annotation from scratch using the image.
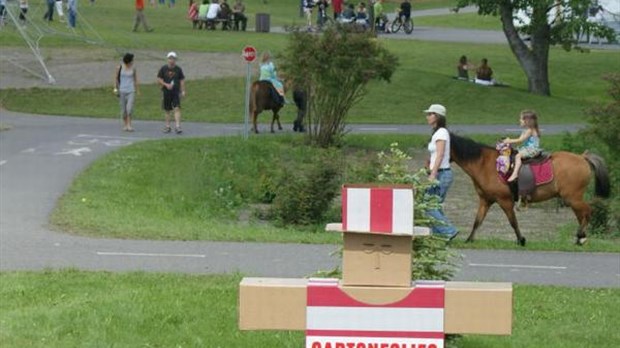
[503,110,541,182]
[19,0,28,25]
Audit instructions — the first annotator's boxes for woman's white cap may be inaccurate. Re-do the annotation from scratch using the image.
[424,104,446,117]
[167,51,178,59]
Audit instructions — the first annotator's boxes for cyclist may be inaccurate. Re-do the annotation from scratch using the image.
[399,0,411,21]
[316,0,329,27]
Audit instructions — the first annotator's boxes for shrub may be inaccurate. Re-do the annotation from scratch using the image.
[280,25,398,147]
[563,74,619,234]
[270,153,342,226]
[590,198,611,235]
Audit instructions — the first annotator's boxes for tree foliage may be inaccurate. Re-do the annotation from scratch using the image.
[280,26,398,147]
[456,0,616,96]
[562,74,620,232]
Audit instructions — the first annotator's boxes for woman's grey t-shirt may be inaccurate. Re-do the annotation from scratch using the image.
[119,65,135,93]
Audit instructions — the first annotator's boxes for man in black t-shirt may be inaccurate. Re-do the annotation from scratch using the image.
[157,51,186,134]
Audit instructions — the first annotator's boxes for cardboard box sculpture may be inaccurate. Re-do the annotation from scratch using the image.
[239,185,513,347]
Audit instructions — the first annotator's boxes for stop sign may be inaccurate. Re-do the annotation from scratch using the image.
[242,46,257,63]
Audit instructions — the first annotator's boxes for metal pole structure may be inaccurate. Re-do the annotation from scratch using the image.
[244,62,251,140]
[5,4,56,84]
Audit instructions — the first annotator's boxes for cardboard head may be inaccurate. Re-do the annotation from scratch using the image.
[342,233,412,287]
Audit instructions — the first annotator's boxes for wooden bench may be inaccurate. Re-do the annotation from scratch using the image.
[200,14,233,30]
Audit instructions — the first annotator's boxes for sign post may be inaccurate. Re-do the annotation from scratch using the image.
[242,45,257,140]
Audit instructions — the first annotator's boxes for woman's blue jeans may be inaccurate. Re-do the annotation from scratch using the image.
[425,169,458,237]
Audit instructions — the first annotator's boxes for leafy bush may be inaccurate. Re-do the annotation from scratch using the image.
[270,153,342,226]
[562,74,619,233]
[589,198,611,235]
[280,25,398,147]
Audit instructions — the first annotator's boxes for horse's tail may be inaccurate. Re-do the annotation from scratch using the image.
[584,152,611,198]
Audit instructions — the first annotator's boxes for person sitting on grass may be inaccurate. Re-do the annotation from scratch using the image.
[341,3,355,22]
[456,55,475,80]
[355,2,368,27]
[475,58,495,85]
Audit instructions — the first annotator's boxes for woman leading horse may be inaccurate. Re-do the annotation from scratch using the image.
[449,134,610,246]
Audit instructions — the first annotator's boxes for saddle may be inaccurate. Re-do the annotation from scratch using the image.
[517,152,553,199]
[496,143,553,203]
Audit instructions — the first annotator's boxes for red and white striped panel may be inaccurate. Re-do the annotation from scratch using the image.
[342,186,414,235]
[306,278,445,348]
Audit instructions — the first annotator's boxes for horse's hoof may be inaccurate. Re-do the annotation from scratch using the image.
[518,237,526,246]
[465,237,474,243]
[576,237,587,246]
[278,127,283,131]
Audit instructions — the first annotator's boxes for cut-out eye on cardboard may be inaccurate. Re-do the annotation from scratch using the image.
[362,243,375,254]
[380,244,393,255]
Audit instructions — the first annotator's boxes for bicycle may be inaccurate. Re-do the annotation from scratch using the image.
[391,13,414,34]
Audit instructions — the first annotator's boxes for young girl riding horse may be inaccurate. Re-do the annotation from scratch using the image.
[503,110,542,182]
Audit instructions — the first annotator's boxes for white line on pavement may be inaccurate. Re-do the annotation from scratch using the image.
[469,263,567,270]
[96,251,206,258]
[0,160,7,166]
[357,128,400,131]
[78,134,147,140]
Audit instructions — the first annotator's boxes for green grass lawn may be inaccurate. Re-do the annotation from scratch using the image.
[1,270,619,348]
[416,12,502,30]
[1,0,619,124]
[2,40,618,124]
[50,134,620,252]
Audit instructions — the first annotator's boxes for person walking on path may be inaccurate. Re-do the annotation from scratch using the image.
[114,53,139,132]
[54,0,65,22]
[424,104,458,240]
[157,51,186,134]
[43,0,54,22]
[67,0,77,28]
[18,0,28,25]
[133,0,154,32]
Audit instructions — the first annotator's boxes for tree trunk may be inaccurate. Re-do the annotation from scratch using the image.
[499,1,551,96]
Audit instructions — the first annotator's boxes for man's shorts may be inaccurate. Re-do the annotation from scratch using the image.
[162,91,181,111]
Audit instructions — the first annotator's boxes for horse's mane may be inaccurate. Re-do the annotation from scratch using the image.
[450,132,494,162]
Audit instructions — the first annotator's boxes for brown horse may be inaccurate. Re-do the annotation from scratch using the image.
[450,134,611,246]
[249,81,284,134]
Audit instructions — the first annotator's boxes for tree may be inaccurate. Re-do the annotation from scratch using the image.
[280,26,398,147]
[456,0,616,96]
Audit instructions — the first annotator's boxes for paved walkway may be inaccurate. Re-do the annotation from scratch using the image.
[1,110,618,288]
[270,6,620,49]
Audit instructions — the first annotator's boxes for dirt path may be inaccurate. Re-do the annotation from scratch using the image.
[0,48,246,89]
